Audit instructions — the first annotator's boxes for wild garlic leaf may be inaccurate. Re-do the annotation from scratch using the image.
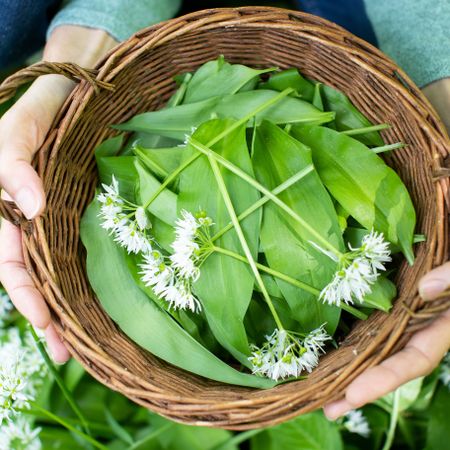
[321,84,384,146]
[293,126,416,264]
[361,276,396,312]
[115,90,334,140]
[260,68,315,102]
[80,200,275,388]
[253,121,344,334]
[250,411,343,450]
[178,119,261,366]
[183,56,276,103]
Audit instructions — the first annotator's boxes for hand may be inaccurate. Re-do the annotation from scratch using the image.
[324,78,450,419]
[0,25,117,363]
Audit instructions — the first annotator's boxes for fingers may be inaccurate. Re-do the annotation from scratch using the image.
[0,75,75,219]
[419,261,450,300]
[0,219,50,328]
[45,323,71,364]
[324,308,450,419]
[0,158,45,219]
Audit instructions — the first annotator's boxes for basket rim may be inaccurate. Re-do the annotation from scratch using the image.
[1,6,449,429]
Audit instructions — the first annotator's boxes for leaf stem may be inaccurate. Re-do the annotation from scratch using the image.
[128,423,174,450]
[28,403,108,450]
[211,165,314,242]
[212,245,367,320]
[141,88,295,210]
[208,155,284,330]
[211,429,264,450]
[29,326,91,436]
[382,388,400,450]
[342,124,390,136]
[212,245,318,295]
[189,137,343,259]
[372,142,405,154]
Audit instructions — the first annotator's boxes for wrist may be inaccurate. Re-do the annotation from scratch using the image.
[44,25,118,69]
[422,78,450,134]
[32,25,118,115]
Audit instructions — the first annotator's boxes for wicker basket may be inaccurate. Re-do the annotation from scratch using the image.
[0,7,449,429]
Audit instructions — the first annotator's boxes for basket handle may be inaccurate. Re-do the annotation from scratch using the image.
[0,61,114,105]
[0,61,114,223]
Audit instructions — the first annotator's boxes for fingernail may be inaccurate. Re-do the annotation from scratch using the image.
[15,187,40,219]
[324,402,348,420]
[419,279,448,300]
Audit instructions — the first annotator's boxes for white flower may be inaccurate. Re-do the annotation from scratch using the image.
[344,410,371,438]
[249,326,330,381]
[439,352,450,389]
[0,416,41,450]
[170,210,212,280]
[114,222,150,254]
[139,251,201,312]
[0,290,13,327]
[135,207,151,230]
[359,229,391,272]
[97,177,153,254]
[0,329,46,425]
[303,323,332,354]
[319,229,391,306]
[97,176,125,233]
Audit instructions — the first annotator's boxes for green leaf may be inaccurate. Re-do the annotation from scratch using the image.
[376,378,424,412]
[184,56,275,103]
[135,160,177,227]
[178,119,260,366]
[425,385,450,450]
[261,68,315,102]
[134,145,184,180]
[410,369,441,411]
[293,126,416,264]
[80,200,275,388]
[312,83,324,111]
[361,276,396,312]
[253,121,344,334]
[95,134,124,158]
[63,359,86,392]
[115,90,334,140]
[251,411,343,450]
[105,407,134,445]
[321,84,384,146]
[97,155,137,202]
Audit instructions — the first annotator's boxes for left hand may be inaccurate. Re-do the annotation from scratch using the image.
[325,78,450,419]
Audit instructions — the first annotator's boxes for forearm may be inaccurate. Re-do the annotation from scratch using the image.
[364,0,450,88]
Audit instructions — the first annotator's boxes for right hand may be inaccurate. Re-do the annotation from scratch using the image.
[0,25,117,362]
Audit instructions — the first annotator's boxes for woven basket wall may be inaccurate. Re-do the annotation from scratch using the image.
[0,7,449,429]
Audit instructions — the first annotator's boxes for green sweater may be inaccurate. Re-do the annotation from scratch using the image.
[48,0,450,88]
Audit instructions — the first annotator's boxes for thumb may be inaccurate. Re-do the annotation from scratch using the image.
[419,261,450,300]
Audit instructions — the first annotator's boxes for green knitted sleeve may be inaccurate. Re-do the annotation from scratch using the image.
[47,0,182,42]
[364,0,450,87]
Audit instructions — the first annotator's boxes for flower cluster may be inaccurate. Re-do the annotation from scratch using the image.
[319,230,391,306]
[0,417,42,450]
[249,325,331,381]
[343,410,371,438]
[140,210,213,312]
[439,352,450,390]
[0,328,46,425]
[97,176,152,254]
